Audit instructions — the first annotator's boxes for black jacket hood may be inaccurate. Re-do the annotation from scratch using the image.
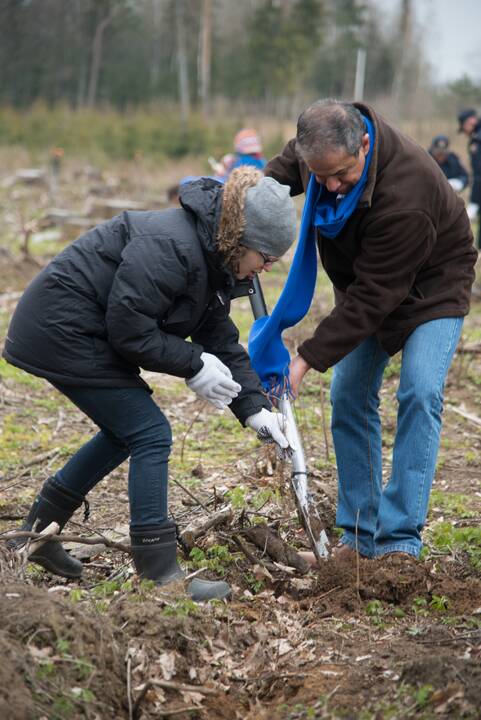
[179,177,235,291]
[179,177,223,251]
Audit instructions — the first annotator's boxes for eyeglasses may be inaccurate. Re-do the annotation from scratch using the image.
[258,250,279,267]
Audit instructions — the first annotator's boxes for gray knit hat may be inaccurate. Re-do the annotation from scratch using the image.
[242,177,297,257]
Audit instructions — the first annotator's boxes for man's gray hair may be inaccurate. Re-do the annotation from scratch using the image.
[296,99,365,158]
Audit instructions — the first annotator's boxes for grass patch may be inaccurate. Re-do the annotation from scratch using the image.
[428,521,481,569]
[0,358,44,388]
[430,490,478,518]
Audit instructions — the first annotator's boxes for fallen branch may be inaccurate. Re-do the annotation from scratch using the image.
[171,477,210,511]
[230,533,260,566]
[179,504,233,551]
[126,648,134,720]
[1,530,131,554]
[448,404,481,428]
[241,525,310,574]
[1,447,62,486]
[132,679,216,720]
[456,341,481,354]
[141,679,216,694]
[18,521,60,561]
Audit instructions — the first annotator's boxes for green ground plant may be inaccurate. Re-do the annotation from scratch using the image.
[188,544,235,576]
[365,599,386,627]
[430,594,450,612]
[162,598,200,618]
[429,490,477,518]
[428,521,481,568]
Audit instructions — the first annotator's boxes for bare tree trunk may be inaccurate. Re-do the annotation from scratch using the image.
[149,0,163,96]
[391,0,412,119]
[175,0,191,124]
[198,0,212,117]
[86,5,118,107]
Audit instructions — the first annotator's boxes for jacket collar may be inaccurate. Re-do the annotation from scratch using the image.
[353,102,380,209]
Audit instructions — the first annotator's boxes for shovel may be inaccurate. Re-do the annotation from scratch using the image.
[248,274,330,563]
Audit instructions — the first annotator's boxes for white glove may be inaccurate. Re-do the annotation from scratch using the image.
[246,408,296,459]
[466,202,479,221]
[448,178,464,192]
[186,352,241,409]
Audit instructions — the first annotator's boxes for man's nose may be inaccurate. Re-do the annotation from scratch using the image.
[326,176,342,193]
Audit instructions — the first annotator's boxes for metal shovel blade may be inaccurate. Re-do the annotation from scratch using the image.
[247,276,330,562]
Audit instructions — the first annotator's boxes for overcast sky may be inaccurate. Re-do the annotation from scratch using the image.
[374,0,481,83]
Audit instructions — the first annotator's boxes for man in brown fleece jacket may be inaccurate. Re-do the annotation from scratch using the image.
[266,99,477,561]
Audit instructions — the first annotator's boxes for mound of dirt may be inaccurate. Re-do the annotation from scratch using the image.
[0,581,127,720]
[297,555,481,617]
[402,654,481,708]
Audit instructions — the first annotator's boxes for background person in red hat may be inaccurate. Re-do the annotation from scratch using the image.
[229,128,267,173]
[211,129,267,179]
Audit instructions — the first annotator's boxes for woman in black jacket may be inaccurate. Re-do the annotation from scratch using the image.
[4,167,297,601]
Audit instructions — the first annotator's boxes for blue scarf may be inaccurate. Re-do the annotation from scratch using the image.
[248,115,375,394]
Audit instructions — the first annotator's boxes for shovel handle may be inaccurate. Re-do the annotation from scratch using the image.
[248,275,329,561]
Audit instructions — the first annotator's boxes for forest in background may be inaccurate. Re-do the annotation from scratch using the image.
[1,0,481,162]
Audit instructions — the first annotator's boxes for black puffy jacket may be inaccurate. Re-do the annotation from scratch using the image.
[3,179,270,424]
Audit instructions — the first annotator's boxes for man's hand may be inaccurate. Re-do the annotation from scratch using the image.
[289,354,312,398]
[246,408,296,459]
[186,352,241,409]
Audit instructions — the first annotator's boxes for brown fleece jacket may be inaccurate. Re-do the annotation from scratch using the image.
[265,103,477,372]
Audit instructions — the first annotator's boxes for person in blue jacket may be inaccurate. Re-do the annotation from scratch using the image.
[167,129,267,199]
[229,128,267,173]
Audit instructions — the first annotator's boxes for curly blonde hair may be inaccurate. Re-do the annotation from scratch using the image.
[216,166,264,271]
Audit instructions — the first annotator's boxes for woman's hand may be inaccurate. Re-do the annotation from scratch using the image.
[289,354,311,398]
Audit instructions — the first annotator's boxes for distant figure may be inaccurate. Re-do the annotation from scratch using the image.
[230,128,267,173]
[458,108,481,248]
[428,135,468,192]
[169,128,267,199]
[208,129,267,182]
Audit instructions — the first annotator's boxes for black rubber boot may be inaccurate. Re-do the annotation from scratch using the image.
[130,522,231,602]
[7,477,85,578]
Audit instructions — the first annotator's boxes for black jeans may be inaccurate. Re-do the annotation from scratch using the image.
[52,384,172,525]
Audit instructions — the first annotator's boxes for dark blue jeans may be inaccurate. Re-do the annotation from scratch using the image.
[52,384,172,526]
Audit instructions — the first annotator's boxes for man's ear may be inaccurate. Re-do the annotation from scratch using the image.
[361,132,370,157]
